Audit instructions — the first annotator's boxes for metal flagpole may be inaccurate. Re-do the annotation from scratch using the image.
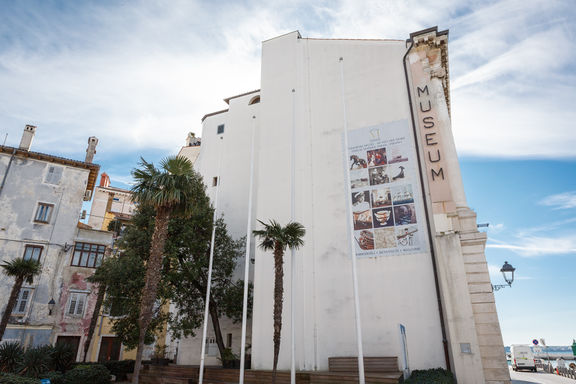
[338,57,366,384]
[239,116,257,384]
[290,88,297,384]
[199,137,225,384]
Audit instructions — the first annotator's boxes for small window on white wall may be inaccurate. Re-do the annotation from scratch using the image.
[44,166,63,185]
[34,203,54,223]
[67,292,87,316]
[13,288,33,315]
[217,124,225,134]
[206,337,218,356]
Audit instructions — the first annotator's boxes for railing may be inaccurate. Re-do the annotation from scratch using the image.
[536,362,576,379]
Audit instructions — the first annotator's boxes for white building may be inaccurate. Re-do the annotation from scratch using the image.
[0,126,113,361]
[176,28,509,384]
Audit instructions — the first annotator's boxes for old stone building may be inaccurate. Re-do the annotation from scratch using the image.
[0,126,112,361]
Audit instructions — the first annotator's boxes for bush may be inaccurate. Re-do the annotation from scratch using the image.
[63,364,110,384]
[102,360,134,380]
[18,347,50,378]
[405,368,455,384]
[48,345,75,373]
[39,371,64,384]
[0,342,23,373]
[0,372,39,383]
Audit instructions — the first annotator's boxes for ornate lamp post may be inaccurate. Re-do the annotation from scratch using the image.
[492,261,515,291]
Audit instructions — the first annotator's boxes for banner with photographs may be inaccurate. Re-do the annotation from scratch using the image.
[347,120,428,257]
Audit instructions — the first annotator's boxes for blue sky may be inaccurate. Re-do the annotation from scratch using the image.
[0,0,574,345]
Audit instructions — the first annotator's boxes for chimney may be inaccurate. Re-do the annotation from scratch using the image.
[99,172,110,188]
[19,125,36,151]
[85,136,98,163]
[186,132,201,146]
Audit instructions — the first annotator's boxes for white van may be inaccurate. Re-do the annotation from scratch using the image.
[510,344,537,372]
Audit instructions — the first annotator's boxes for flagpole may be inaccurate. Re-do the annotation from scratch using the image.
[290,88,297,384]
[199,136,225,384]
[239,115,257,384]
[339,57,366,384]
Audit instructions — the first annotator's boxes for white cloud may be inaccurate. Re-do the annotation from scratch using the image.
[540,191,576,209]
[488,223,505,233]
[0,0,574,161]
[487,235,576,257]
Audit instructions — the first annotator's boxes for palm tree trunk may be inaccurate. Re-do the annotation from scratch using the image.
[83,282,106,362]
[0,277,24,342]
[272,242,284,384]
[132,207,171,384]
[208,298,227,362]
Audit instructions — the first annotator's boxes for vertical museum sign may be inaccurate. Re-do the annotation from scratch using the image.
[411,79,452,205]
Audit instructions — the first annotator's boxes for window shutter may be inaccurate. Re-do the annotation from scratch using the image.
[76,294,85,315]
[69,294,78,315]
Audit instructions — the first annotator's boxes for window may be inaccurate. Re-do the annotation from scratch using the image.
[67,292,87,316]
[104,297,128,318]
[212,177,218,187]
[23,245,43,262]
[71,242,106,268]
[206,337,218,356]
[226,333,233,348]
[44,166,63,185]
[13,288,33,315]
[217,124,225,134]
[34,203,54,223]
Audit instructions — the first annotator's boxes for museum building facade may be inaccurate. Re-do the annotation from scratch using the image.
[173,28,510,384]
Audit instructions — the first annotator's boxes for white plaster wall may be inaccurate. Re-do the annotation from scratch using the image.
[251,33,445,371]
[87,187,109,229]
[173,93,259,364]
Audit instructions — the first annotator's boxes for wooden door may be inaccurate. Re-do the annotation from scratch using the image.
[98,336,121,362]
[56,336,81,361]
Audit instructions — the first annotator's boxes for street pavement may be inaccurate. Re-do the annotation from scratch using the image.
[510,367,576,384]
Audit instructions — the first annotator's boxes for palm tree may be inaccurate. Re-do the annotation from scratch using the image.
[0,258,41,341]
[253,220,305,383]
[130,156,203,383]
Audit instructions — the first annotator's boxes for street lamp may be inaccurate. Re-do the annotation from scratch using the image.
[48,298,56,315]
[492,261,515,291]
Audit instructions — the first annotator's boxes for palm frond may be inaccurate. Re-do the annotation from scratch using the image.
[1,258,42,284]
[130,156,202,216]
[253,219,305,252]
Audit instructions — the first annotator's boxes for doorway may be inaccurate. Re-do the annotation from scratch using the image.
[56,336,81,361]
[98,336,121,362]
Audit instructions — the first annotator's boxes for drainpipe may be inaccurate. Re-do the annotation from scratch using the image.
[402,38,452,373]
[0,148,17,199]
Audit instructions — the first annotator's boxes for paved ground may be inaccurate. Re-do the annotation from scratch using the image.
[510,367,576,384]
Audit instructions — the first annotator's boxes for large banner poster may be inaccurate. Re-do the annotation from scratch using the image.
[347,119,428,257]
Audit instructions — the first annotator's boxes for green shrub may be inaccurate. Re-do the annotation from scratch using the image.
[405,368,455,384]
[102,360,134,380]
[0,372,39,384]
[48,345,74,373]
[0,342,23,373]
[18,347,50,378]
[39,371,64,384]
[63,364,110,384]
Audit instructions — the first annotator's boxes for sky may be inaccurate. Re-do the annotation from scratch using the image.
[0,0,575,346]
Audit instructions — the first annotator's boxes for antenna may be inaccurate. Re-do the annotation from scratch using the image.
[2,133,7,146]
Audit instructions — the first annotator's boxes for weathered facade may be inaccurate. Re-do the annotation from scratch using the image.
[0,126,113,362]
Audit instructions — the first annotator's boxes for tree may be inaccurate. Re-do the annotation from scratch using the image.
[130,156,204,383]
[93,203,251,360]
[0,258,41,341]
[253,220,305,383]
